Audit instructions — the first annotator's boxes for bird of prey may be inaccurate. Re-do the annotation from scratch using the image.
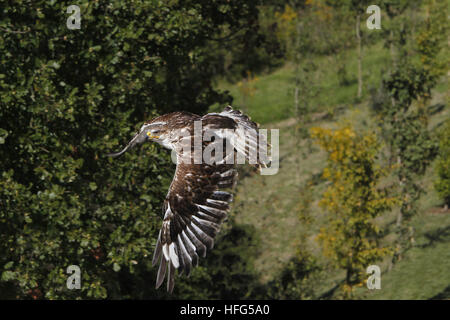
[107,106,269,293]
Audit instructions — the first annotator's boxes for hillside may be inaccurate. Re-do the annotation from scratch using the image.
[214,41,450,299]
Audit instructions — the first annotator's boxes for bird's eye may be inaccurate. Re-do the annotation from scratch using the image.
[151,129,160,134]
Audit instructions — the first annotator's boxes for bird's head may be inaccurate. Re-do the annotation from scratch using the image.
[143,121,169,142]
[106,119,170,158]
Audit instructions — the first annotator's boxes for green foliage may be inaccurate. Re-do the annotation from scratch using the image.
[1,0,447,301]
[415,0,449,79]
[380,0,417,58]
[382,63,438,198]
[311,126,395,297]
[211,0,449,301]
[255,249,323,300]
[174,221,261,299]
[435,120,450,207]
[0,0,261,299]
[90,218,262,300]
[383,63,435,108]
[373,0,444,257]
[211,3,285,83]
[274,1,355,57]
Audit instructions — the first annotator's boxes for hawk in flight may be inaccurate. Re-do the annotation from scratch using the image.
[107,106,269,293]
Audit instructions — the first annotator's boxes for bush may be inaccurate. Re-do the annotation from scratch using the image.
[254,250,322,300]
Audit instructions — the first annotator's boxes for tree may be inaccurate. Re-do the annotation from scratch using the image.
[274,1,321,185]
[0,0,262,299]
[311,126,395,298]
[381,0,413,67]
[382,63,438,264]
[348,0,372,99]
[377,0,445,263]
[435,120,450,209]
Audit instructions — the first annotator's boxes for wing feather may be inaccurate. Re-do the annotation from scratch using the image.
[152,106,268,292]
[152,230,163,267]
[155,255,167,289]
[153,160,235,292]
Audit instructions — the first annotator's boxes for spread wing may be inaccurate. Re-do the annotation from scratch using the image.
[213,106,270,170]
[151,106,269,293]
[152,162,236,293]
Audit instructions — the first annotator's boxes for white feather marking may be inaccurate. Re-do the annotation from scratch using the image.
[162,244,170,261]
[190,222,210,240]
[206,199,228,206]
[164,203,172,219]
[245,136,259,147]
[193,215,220,230]
[169,243,179,268]
[195,211,215,221]
[197,204,227,217]
[140,122,166,132]
[216,152,234,165]
[182,231,196,252]
[177,234,191,262]
[184,226,199,244]
[192,215,205,224]
[220,169,235,177]
[160,139,174,150]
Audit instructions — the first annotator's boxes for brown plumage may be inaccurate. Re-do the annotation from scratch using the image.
[107,106,269,293]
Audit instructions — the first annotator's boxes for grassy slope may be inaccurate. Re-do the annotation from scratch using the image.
[214,42,390,125]
[214,41,450,299]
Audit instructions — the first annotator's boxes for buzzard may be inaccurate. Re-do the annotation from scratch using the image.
[107,106,269,293]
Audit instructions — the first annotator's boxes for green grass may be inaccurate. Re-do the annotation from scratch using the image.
[231,124,328,282]
[216,40,449,299]
[212,42,390,125]
[357,212,450,300]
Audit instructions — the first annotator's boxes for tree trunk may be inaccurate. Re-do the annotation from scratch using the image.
[345,262,354,298]
[293,18,302,188]
[356,13,362,99]
[396,209,403,227]
[396,156,403,228]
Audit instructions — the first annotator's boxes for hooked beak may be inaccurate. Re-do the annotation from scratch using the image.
[106,131,148,158]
